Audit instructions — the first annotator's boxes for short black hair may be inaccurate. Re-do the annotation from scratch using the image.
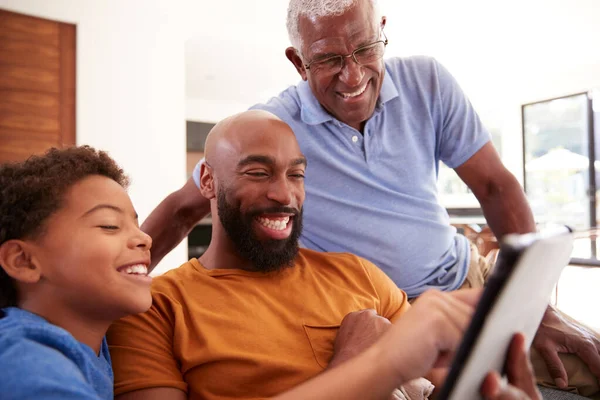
[0,146,129,308]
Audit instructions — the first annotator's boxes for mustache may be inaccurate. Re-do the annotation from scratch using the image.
[248,206,301,217]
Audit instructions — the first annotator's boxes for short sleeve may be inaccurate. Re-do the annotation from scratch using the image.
[0,338,103,400]
[358,257,411,323]
[434,59,491,168]
[107,291,187,396]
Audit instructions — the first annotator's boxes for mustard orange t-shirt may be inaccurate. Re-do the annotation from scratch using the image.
[107,248,409,399]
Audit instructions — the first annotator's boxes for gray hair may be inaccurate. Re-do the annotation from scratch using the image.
[286,0,379,55]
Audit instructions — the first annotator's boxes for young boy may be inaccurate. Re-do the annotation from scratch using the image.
[0,146,152,399]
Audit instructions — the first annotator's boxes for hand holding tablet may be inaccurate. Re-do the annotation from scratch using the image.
[438,226,573,400]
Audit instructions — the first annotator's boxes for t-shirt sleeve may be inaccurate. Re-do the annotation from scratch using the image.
[358,257,410,323]
[107,291,187,396]
[433,58,491,168]
[0,338,103,400]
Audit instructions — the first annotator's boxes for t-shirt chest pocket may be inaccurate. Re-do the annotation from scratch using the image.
[302,323,341,369]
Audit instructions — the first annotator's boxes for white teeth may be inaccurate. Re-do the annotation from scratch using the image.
[341,84,367,98]
[121,264,148,275]
[257,216,290,231]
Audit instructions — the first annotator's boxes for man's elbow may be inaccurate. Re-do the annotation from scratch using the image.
[478,169,523,203]
[159,178,210,230]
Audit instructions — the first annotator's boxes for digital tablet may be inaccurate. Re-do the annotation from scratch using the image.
[437,226,574,400]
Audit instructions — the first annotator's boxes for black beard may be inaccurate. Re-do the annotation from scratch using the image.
[217,187,303,273]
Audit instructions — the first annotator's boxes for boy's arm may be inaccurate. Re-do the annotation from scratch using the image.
[142,177,210,271]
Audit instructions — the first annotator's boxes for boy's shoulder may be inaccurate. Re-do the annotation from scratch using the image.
[0,308,112,400]
[0,307,74,346]
[0,307,90,370]
[0,307,109,367]
[0,335,106,399]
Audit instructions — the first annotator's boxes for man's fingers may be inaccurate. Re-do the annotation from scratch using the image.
[506,334,526,383]
[481,371,537,400]
[506,334,541,399]
[591,334,600,349]
[340,308,379,325]
[448,288,483,307]
[492,386,531,400]
[538,347,568,388]
[575,340,600,378]
[481,372,505,399]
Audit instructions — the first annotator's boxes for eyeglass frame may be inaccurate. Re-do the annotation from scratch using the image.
[303,29,389,72]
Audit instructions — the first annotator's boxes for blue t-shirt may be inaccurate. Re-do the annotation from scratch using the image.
[194,56,490,297]
[0,307,113,400]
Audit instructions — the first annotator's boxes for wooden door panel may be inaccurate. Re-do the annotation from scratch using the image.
[0,111,60,132]
[0,90,59,119]
[58,23,75,146]
[0,9,75,163]
[0,127,59,162]
[0,11,59,47]
[0,40,60,70]
[0,65,60,93]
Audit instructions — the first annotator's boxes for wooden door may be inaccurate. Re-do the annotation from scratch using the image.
[0,9,76,163]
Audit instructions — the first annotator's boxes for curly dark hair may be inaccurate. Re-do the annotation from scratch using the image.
[0,146,129,309]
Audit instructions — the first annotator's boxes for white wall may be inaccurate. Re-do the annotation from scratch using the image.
[0,0,189,275]
[186,98,250,124]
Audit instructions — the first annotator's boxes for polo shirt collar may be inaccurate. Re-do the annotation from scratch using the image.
[378,66,399,105]
[298,80,333,125]
[298,66,399,125]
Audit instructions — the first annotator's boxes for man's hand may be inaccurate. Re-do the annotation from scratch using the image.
[329,309,392,369]
[532,305,600,388]
[374,289,482,383]
[481,333,542,400]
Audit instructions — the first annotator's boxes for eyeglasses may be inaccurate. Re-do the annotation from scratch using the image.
[304,30,388,76]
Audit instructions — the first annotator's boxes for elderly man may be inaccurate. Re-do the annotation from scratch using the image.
[143,0,600,396]
[108,110,541,400]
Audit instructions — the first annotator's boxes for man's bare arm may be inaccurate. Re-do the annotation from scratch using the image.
[455,142,536,239]
[142,177,210,271]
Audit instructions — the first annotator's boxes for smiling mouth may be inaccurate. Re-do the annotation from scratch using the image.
[256,216,291,231]
[338,81,369,99]
[117,264,148,276]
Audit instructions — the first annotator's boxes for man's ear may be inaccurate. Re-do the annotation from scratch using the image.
[0,240,42,284]
[285,47,308,81]
[381,16,387,29]
[199,162,216,199]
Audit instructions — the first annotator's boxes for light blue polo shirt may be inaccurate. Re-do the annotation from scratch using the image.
[194,56,490,297]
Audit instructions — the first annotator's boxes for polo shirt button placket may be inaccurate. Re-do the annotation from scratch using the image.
[352,135,358,143]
